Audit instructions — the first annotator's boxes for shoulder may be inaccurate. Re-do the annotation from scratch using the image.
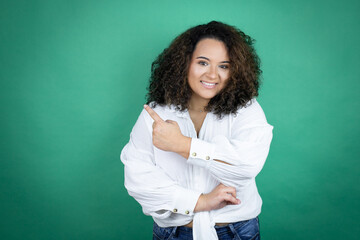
[140,102,178,123]
[148,102,176,118]
[237,99,266,116]
[233,99,269,125]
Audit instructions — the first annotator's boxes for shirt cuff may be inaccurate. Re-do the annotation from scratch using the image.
[187,138,216,168]
[172,187,202,216]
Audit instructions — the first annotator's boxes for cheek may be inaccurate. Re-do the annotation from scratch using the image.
[220,71,230,82]
[187,67,196,86]
[189,64,205,77]
[194,68,202,75]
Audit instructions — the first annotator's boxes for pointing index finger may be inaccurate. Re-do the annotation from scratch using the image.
[144,105,164,122]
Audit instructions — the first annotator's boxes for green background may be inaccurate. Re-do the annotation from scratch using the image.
[1,0,359,239]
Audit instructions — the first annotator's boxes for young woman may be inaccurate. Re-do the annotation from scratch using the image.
[121,21,273,240]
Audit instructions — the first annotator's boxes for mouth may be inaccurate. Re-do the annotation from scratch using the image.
[200,81,217,89]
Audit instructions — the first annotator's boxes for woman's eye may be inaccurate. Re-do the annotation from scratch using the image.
[198,61,208,66]
[219,65,229,69]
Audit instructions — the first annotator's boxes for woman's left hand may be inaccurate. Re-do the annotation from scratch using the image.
[144,105,191,158]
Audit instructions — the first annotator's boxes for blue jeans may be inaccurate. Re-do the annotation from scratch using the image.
[153,217,260,240]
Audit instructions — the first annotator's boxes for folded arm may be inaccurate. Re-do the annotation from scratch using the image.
[121,109,201,218]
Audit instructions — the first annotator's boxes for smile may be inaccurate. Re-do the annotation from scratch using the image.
[200,81,217,89]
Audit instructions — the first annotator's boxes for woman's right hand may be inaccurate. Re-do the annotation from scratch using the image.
[194,183,240,212]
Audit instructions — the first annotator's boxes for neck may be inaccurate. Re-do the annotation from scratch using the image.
[188,96,209,112]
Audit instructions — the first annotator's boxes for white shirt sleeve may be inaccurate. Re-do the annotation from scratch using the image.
[121,109,202,219]
[187,101,274,188]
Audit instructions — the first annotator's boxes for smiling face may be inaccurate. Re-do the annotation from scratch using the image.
[187,38,230,106]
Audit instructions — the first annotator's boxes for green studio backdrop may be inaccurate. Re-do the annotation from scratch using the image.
[1,0,359,239]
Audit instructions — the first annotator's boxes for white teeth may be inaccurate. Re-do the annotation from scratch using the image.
[201,81,216,86]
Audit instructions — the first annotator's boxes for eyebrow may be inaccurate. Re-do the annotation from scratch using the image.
[196,56,230,63]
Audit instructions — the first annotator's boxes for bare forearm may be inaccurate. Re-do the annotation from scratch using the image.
[194,184,240,212]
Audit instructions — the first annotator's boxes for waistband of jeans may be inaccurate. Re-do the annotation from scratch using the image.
[214,217,258,235]
[173,217,258,234]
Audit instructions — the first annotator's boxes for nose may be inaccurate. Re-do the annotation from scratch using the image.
[206,65,218,79]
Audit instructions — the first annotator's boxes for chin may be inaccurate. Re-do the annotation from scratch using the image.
[200,94,216,100]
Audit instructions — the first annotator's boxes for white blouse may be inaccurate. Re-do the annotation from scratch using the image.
[120,99,273,240]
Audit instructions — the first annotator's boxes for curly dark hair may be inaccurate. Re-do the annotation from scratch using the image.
[146,21,262,117]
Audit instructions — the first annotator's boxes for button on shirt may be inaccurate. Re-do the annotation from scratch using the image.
[121,99,273,240]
